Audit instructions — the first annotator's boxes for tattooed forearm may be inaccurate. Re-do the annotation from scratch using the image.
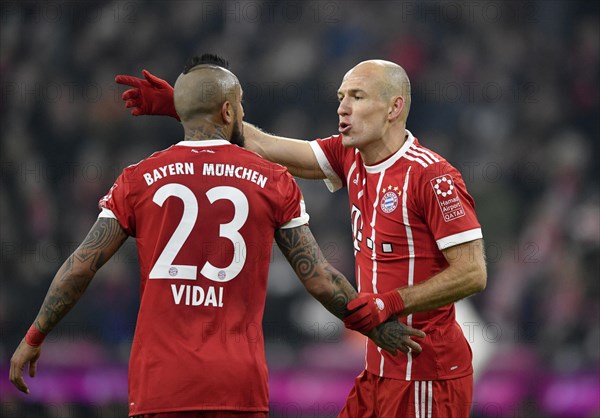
[322,266,358,318]
[275,225,423,355]
[275,225,356,320]
[34,218,127,334]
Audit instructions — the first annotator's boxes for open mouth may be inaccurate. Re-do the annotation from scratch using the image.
[339,122,351,134]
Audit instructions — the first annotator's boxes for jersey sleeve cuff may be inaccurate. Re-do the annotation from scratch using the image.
[436,228,483,250]
[280,198,310,229]
[280,213,310,229]
[98,207,117,219]
[309,141,343,193]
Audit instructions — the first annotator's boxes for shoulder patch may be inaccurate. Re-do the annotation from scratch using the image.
[430,175,465,222]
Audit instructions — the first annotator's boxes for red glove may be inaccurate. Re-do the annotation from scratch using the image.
[344,290,405,333]
[115,69,180,120]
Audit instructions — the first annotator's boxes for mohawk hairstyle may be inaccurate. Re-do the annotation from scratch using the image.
[183,54,230,74]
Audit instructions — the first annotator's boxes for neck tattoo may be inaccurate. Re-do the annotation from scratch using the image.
[185,124,227,141]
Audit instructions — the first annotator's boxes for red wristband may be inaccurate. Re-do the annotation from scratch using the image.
[25,324,46,347]
[385,290,405,316]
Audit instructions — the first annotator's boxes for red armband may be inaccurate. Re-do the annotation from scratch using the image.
[25,324,46,347]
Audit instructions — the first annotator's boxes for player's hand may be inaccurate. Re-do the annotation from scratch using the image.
[344,290,405,333]
[367,317,426,356]
[115,70,180,120]
[9,339,42,394]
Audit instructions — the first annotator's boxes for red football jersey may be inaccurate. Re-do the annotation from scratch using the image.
[98,140,309,416]
[310,131,482,381]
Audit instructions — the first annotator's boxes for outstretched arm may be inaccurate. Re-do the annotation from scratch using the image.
[243,123,325,179]
[9,218,128,394]
[115,70,324,178]
[274,224,425,355]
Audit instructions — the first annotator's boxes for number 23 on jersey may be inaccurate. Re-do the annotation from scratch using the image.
[149,183,249,283]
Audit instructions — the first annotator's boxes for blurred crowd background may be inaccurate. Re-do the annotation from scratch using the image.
[1,1,598,417]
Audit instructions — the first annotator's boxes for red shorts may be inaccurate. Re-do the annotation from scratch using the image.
[339,370,473,418]
[134,412,268,418]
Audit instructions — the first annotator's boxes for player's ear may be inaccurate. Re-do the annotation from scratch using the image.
[221,101,233,124]
[388,96,404,122]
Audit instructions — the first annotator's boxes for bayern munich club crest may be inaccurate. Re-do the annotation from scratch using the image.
[380,185,401,213]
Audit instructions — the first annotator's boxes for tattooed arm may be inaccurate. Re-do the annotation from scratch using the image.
[275,224,356,319]
[9,218,128,394]
[274,225,425,356]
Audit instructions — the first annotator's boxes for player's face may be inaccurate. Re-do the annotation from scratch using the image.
[337,66,390,151]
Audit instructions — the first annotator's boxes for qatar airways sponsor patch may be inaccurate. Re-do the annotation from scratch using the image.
[431,175,465,222]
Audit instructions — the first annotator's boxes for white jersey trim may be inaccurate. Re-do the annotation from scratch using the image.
[402,167,415,380]
[407,146,435,165]
[364,130,416,173]
[412,144,440,163]
[98,208,117,219]
[371,171,386,376]
[437,228,483,250]
[403,153,429,168]
[414,381,433,418]
[415,382,420,418]
[280,214,310,229]
[427,380,433,418]
[347,159,358,190]
[280,200,310,229]
[175,139,231,147]
[309,140,343,192]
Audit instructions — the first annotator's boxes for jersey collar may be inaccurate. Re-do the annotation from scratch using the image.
[363,130,415,173]
[175,139,231,147]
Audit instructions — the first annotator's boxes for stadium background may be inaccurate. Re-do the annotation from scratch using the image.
[1,1,598,417]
